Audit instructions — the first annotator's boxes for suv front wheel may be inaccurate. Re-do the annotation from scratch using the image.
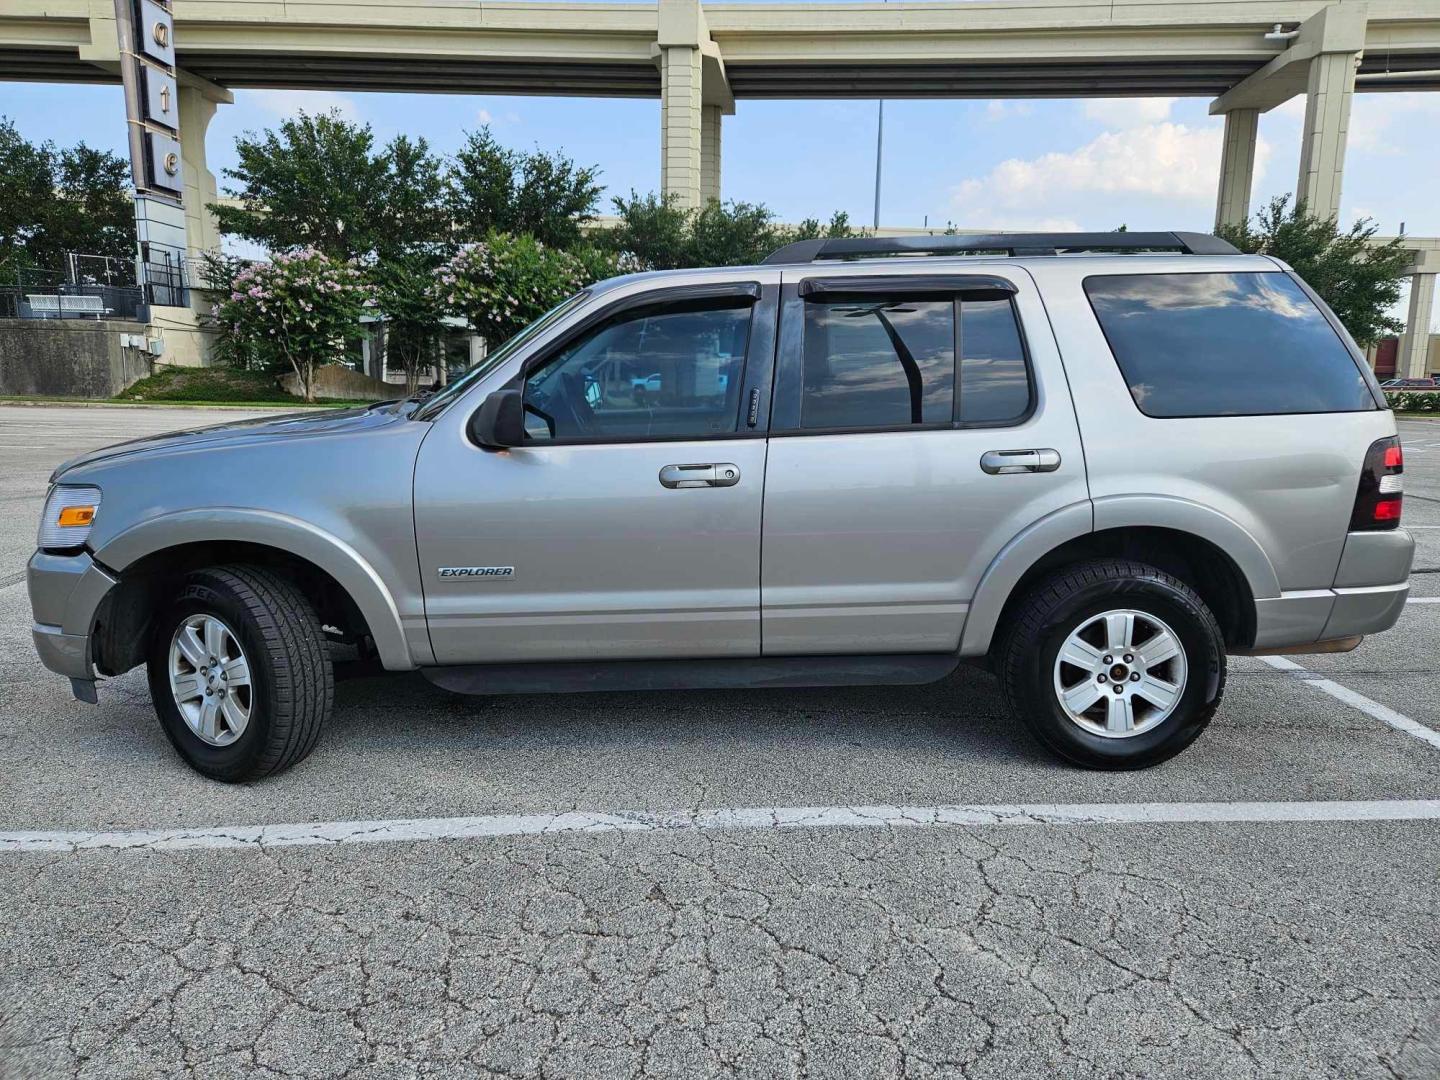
[996,559,1226,769]
[146,565,334,782]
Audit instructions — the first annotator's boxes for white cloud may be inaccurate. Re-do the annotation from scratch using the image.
[984,101,1034,121]
[248,89,359,122]
[477,108,493,124]
[950,120,1272,230]
[1082,97,1177,128]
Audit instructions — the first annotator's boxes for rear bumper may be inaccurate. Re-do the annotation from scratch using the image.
[27,549,118,683]
[1249,529,1412,651]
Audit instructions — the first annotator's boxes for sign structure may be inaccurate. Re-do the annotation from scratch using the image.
[114,0,188,304]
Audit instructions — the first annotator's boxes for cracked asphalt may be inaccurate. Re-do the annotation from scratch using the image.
[2,405,1438,1079]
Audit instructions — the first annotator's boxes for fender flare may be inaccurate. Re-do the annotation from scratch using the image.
[958,495,1281,657]
[93,508,415,670]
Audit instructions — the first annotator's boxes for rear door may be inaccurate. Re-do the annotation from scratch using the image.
[761,267,1089,654]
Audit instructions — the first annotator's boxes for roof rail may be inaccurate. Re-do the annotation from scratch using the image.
[761,231,1240,265]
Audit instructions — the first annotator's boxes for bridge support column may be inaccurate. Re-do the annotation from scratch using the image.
[1296,48,1359,221]
[1214,108,1258,231]
[656,0,731,210]
[660,46,704,210]
[177,84,222,258]
[1401,271,1437,379]
[1209,4,1366,225]
[700,104,722,205]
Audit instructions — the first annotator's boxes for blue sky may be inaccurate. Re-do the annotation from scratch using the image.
[3,79,1437,321]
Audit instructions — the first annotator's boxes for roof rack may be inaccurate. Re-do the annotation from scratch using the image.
[761,231,1240,265]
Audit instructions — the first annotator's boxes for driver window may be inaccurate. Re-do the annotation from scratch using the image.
[523,299,753,441]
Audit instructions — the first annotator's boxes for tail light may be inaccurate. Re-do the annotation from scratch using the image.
[1351,437,1403,531]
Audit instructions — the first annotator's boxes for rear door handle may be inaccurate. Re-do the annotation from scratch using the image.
[659,463,741,489]
[980,449,1061,475]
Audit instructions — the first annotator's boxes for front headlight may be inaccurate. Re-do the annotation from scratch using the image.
[38,485,102,551]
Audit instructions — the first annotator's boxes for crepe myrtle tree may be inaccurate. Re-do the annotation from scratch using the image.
[437,230,635,345]
[212,248,374,402]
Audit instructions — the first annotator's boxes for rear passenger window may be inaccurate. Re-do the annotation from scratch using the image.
[801,298,954,429]
[798,292,1032,430]
[1084,272,1376,417]
[960,297,1030,424]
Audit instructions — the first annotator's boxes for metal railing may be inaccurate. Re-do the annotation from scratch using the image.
[0,283,146,321]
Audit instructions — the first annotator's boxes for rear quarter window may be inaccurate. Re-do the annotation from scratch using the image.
[1083,271,1377,418]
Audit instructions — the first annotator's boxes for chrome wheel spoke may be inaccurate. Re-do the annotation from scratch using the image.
[1134,675,1180,712]
[175,627,207,669]
[198,695,221,741]
[222,656,250,689]
[1142,630,1181,667]
[203,617,226,661]
[172,673,204,702]
[1062,680,1103,714]
[220,693,248,733]
[1105,693,1135,734]
[1059,638,1104,670]
[1104,612,1134,652]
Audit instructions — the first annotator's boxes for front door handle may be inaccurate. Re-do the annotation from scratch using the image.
[659,463,741,489]
[980,449,1061,475]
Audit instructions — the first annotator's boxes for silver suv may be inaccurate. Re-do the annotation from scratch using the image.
[27,232,1414,780]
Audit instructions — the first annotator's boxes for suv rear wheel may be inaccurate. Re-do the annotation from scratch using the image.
[146,565,333,782]
[996,559,1225,769]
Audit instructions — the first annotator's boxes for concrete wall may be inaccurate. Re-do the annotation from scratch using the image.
[0,319,153,398]
[279,364,395,401]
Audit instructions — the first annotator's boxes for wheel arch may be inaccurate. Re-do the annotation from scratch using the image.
[90,510,414,675]
[961,499,1275,657]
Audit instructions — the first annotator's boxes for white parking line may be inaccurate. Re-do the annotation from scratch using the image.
[1408,597,1440,604]
[1259,655,1440,750]
[2,799,1437,854]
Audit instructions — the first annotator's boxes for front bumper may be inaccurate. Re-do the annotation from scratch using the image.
[27,549,118,683]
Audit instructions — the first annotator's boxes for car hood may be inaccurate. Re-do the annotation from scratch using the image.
[51,404,407,481]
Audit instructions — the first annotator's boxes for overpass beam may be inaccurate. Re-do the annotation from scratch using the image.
[1214,108,1259,231]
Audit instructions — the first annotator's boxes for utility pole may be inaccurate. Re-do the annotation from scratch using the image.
[873,100,884,230]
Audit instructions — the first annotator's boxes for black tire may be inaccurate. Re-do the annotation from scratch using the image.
[146,565,333,782]
[995,558,1226,769]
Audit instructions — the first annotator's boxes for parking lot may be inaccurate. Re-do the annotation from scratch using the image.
[0,403,1437,1079]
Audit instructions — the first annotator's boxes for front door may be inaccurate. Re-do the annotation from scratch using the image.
[414,280,778,665]
[761,268,1089,654]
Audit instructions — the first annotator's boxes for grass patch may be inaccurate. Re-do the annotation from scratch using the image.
[118,365,322,404]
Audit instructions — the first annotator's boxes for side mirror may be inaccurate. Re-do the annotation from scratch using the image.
[468,389,525,450]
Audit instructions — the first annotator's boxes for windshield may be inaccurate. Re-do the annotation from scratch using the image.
[412,290,591,420]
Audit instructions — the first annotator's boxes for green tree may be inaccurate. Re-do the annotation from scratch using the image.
[447,127,602,249]
[1218,194,1412,347]
[371,254,449,395]
[0,118,134,279]
[211,247,373,401]
[601,192,859,270]
[213,111,447,260]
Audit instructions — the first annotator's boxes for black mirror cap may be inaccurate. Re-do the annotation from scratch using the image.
[469,389,525,450]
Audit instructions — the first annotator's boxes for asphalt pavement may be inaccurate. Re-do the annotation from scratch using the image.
[0,404,1437,1080]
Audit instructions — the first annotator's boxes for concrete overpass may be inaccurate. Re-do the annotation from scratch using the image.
[3,0,1440,373]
